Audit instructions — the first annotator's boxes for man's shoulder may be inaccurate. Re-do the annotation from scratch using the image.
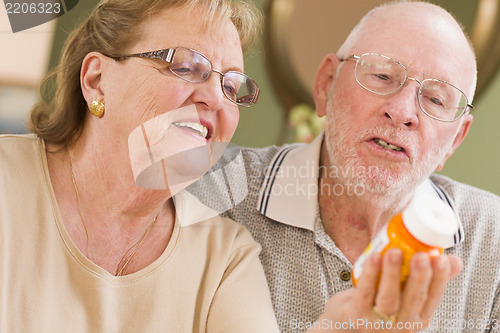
[225,143,302,180]
[431,173,500,219]
[238,144,297,166]
[219,144,302,227]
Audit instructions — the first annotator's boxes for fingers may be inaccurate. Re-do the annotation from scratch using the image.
[420,255,462,320]
[354,253,382,310]
[398,253,432,324]
[314,251,461,333]
[351,251,462,332]
[398,253,463,327]
[375,248,403,315]
[355,249,405,329]
[447,254,463,279]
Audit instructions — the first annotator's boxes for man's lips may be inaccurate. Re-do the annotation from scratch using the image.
[364,134,413,162]
[372,138,405,152]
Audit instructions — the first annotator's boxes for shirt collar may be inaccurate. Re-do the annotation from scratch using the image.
[256,132,464,248]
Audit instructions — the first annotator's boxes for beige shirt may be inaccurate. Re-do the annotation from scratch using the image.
[0,135,279,333]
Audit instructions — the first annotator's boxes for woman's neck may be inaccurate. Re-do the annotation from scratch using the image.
[46,132,176,275]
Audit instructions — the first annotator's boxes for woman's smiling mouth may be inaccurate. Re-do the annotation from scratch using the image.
[172,121,209,139]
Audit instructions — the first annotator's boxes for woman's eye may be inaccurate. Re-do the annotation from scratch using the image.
[223,84,237,97]
[170,62,194,76]
[171,67,192,75]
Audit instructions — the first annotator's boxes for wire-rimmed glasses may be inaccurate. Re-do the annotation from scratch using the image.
[339,53,473,122]
[110,47,260,107]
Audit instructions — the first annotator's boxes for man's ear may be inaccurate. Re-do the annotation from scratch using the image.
[80,52,107,105]
[435,114,473,171]
[313,54,340,117]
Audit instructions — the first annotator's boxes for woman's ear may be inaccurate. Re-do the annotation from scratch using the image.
[80,52,107,104]
[313,54,340,117]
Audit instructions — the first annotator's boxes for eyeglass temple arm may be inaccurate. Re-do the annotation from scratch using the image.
[338,55,360,62]
[109,49,176,62]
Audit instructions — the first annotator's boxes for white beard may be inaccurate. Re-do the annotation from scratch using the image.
[323,99,453,199]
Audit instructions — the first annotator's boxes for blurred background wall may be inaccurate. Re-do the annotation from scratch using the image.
[1,0,499,195]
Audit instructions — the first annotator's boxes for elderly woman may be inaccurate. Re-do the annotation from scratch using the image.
[0,0,279,332]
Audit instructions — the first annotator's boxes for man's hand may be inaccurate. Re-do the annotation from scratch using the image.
[308,249,463,332]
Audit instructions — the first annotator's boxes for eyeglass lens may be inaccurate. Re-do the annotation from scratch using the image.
[168,48,258,107]
[354,53,467,121]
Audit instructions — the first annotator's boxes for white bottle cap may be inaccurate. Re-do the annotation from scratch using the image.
[402,195,458,248]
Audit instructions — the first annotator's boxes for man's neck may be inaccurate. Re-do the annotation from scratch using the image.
[318,147,412,263]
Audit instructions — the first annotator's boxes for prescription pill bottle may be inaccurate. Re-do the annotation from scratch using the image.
[351,195,458,287]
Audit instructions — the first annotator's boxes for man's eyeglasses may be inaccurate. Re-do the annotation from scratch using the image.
[109,47,260,107]
[339,53,473,122]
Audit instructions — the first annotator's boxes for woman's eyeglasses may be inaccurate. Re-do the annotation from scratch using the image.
[110,47,259,107]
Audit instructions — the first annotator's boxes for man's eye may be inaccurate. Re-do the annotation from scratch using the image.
[429,96,444,106]
[374,73,391,81]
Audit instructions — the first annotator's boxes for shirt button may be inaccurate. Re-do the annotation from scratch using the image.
[340,270,351,281]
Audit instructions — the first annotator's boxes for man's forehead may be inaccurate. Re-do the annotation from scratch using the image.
[350,12,475,95]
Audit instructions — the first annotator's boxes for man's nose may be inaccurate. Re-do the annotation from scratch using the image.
[381,79,420,128]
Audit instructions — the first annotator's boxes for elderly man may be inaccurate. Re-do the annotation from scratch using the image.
[211,1,500,332]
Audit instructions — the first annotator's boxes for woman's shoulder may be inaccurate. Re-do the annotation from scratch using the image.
[0,134,50,199]
[175,189,258,245]
[211,215,260,248]
[181,210,259,250]
[0,134,42,159]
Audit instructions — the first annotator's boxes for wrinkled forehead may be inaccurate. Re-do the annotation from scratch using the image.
[347,3,477,98]
[134,5,240,50]
[142,4,230,37]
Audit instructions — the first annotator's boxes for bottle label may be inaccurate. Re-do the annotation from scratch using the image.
[352,224,390,282]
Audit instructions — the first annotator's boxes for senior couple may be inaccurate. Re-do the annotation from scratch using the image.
[0,0,498,332]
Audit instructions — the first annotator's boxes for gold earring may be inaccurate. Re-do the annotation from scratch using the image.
[90,100,105,118]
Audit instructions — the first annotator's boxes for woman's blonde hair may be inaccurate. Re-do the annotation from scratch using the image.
[29,0,261,147]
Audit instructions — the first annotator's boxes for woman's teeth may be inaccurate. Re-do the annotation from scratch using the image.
[172,121,208,139]
[374,138,404,152]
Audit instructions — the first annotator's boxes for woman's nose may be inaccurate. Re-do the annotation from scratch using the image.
[191,72,225,111]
